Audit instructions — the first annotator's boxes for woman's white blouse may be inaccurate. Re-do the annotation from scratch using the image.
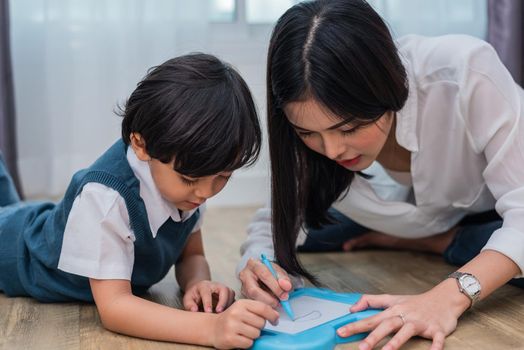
[238,34,524,278]
[57,148,205,280]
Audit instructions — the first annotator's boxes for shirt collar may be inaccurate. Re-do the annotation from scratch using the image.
[126,148,198,237]
[395,55,419,153]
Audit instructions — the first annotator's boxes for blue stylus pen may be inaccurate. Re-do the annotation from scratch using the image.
[260,254,295,321]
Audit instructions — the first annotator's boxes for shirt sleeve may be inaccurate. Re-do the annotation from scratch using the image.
[236,203,305,287]
[459,42,524,277]
[57,183,135,280]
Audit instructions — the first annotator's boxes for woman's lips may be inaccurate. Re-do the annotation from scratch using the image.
[337,155,362,168]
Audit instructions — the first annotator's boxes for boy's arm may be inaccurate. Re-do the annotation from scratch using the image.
[89,278,216,345]
[175,229,210,290]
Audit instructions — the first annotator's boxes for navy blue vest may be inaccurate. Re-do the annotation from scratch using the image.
[0,140,199,302]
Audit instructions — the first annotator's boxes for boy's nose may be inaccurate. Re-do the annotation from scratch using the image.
[195,183,214,200]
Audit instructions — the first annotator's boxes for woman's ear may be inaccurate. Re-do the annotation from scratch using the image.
[129,133,151,161]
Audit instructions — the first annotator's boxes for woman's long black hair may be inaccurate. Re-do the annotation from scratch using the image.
[268,0,409,283]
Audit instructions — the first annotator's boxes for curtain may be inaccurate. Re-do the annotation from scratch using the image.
[0,0,23,197]
[9,0,489,206]
[11,0,210,198]
[487,0,524,85]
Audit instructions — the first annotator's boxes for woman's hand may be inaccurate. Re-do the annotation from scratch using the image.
[183,280,236,313]
[336,279,471,350]
[211,299,279,349]
[239,258,293,308]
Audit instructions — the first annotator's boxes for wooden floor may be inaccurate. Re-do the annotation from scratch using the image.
[1,207,524,350]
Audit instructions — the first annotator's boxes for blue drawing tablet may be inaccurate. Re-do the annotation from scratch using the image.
[250,288,380,350]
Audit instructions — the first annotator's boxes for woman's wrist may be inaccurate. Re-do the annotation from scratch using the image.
[432,278,472,318]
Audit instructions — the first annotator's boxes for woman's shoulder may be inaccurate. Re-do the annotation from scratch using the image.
[398,34,493,57]
[397,34,501,86]
[398,34,496,69]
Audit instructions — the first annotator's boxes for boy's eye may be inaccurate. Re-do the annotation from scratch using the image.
[180,176,198,186]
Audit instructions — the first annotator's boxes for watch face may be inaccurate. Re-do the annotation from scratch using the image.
[461,275,480,294]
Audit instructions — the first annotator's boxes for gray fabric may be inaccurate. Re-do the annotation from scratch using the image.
[487,0,524,85]
[0,0,22,197]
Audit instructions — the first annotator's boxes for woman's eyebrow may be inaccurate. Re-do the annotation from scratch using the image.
[288,119,351,132]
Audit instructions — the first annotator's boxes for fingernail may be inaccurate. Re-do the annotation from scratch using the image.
[337,328,347,336]
[216,306,223,313]
[281,293,289,300]
[191,306,198,312]
[359,342,369,350]
[205,307,212,313]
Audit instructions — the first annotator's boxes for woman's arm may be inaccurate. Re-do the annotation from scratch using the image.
[336,250,519,350]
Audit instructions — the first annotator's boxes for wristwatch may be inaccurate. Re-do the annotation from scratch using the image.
[448,271,481,308]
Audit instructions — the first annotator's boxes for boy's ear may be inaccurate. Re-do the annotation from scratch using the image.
[129,133,151,161]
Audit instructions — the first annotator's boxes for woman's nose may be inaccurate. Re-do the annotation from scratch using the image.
[322,134,345,160]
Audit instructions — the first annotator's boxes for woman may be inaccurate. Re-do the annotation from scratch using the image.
[237,0,524,349]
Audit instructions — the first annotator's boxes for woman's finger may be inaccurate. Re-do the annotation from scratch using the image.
[337,307,399,338]
[381,321,417,350]
[357,315,404,349]
[349,294,397,312]
[429,332,446,350]
[249,258,286,298]
[240,265,280,308]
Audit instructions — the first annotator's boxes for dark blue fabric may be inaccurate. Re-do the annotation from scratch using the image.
[298,208,368,252]
[0,152,19,206]
[298,207,524,288]
[0,140,199,302]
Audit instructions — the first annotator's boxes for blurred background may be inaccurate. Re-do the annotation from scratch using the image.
[1,0,521,207]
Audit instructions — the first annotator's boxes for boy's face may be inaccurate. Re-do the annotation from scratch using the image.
[130,133,232,211]
[148,159,232,211]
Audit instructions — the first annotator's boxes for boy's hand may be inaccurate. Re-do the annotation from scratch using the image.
[239,258,293,308]
[211,299,279,349]
[183,280,236,313]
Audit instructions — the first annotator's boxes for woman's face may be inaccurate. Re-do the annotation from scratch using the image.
[284,98,393,171]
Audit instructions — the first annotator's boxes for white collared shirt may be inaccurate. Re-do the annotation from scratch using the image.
[58,148,204,280]
[238,34,524,278]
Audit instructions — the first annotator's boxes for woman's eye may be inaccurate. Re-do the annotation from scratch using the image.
[297,131,313,138]
[341,127,359,135]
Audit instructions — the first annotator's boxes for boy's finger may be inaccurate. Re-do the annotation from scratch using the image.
[227,289,236,307]
[215,286,230,313]
[183,294,199,312]
[200,287,213,313]
[246,300,280,324]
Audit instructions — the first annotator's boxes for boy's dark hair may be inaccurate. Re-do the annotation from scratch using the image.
[120,53,261,177]
[267,0,409,283]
